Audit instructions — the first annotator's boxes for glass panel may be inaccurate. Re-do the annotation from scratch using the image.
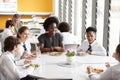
[96,0,104,45]
[109,0,120,56]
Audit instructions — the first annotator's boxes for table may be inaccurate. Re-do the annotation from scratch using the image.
[22,54,118,80]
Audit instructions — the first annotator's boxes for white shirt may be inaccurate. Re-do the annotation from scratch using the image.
[0,51,34,80]
[1,28,13,47]
[15,40,31,60]
[61,32,80,44]
[89,62,120,80]
[77,40,107,56]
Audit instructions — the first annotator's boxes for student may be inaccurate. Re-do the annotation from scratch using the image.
[58,22,80,44]
[77,27,106,56]
[87,44,120,80]
[15,26,32,59]
[38,16,64,53]
[1,20,14,48]
[12,14,23,33]
[0,36,34,80]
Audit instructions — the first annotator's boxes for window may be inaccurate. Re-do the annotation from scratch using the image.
[55,0,120,56]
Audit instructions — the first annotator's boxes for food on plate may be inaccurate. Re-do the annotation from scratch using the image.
[23,64,39,69]
[33,64,39,68]
[55,52,63,55]
[87,66,104,74]
[27,55,37,59]
[93,68,104,73]
[23,64,32,69]
[49,52,63,56]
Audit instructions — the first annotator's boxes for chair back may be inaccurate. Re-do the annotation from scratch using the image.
[64,44,79,50]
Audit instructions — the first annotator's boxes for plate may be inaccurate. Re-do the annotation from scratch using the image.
[23,64,40,69]
[49,52,63,56]
[23,64,30,69]
[27,55,37,59]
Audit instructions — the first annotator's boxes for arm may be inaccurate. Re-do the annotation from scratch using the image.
[87,66,112,80]
[53,33,64,52]
[91,45,107,56]
[3,56,34,79]
[53,42,64,52]
[39,42,52,53]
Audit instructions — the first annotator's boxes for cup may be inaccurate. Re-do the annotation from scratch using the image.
[35,47,41,58]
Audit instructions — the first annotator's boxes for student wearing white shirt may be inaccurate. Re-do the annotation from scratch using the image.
[15,26,32,60]
[58,22,80,44]
[87,44,120,80]
[77,27,106,56]
[1,20,14,48]
[0,36,34,80]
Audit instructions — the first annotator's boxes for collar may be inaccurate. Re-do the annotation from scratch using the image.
[88,40,97,46]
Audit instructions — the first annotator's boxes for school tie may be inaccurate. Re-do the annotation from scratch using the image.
[23,44,27,51]
[88,45,92,52]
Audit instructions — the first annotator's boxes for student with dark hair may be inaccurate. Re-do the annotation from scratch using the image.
[87,44,120,80]
[77,27,106,56]
[38,16,64,53]
[58,22,80,44]
[1,20,14,48]
[0,36,34,80]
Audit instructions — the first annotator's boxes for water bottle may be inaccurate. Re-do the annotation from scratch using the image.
[35,46,41,58]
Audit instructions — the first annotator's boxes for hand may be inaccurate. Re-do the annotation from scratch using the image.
[20,51,28,59]
[86,50,91,55]
[105,62,110,68]
[24,64,34,68]
[87,66,93,74]
[24,59,31,64]
[76,52,86,56]
[23,51,28,55]
[53,47,63,52]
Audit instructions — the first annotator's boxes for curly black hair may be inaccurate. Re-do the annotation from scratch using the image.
[43,16,59,31]
[86,27,97,33]
[58,22,70,32]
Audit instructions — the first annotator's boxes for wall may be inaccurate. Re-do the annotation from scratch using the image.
[0,0,53,29]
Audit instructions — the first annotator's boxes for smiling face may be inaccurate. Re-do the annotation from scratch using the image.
[86,31,96,44]
[19,29,29,42]
[47,23,57,35]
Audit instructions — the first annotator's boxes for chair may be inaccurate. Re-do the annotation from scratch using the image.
[29,28,41,36]
[64,44,79,50]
